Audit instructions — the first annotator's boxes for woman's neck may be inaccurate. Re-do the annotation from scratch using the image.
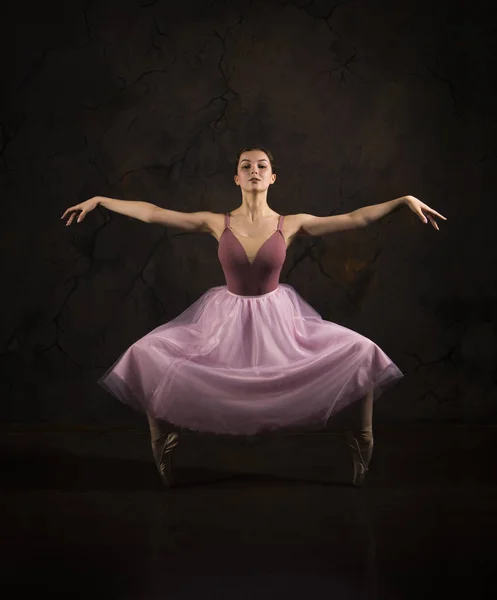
[234,197,274,222]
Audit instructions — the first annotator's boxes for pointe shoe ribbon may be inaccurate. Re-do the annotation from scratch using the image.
[345,431,370,487]
[158,432,180,488]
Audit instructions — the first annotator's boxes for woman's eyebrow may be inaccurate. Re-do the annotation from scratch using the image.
[240,159,268,163]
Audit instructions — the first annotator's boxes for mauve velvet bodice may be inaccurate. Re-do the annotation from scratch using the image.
[218,213,286,296]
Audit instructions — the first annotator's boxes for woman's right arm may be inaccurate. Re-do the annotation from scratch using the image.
[61,196,213,233]
[97,196,157,222]
[61,196,156,226]
[99,197,213,231]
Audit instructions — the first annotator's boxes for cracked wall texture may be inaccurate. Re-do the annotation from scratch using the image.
[1,0,496,426]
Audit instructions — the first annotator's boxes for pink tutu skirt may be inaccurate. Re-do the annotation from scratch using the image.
[98,284,404,435]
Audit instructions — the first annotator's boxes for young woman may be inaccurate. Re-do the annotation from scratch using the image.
[61,147,446,487]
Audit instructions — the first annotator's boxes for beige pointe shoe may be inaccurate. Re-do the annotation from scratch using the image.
[156,432,181,488]
[345,429,374,487]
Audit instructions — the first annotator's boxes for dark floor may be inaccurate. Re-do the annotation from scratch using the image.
[1,424,496,599]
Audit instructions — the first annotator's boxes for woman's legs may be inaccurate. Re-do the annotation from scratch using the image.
[145,390,375,488]
[146,410,180,488]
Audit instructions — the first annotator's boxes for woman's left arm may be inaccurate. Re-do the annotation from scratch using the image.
[351,195,447,230]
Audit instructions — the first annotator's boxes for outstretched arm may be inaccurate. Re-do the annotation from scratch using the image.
[97,196,157,222]
[351,195,447,230]
[61,196,157,226]
[61,196,211,232]
[300,195,447,236]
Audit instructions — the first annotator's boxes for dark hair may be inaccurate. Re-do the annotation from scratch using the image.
[235,147,277,174]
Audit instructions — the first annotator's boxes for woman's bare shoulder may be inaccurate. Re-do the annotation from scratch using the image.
[204,211,227,241]
[283,213,313,237]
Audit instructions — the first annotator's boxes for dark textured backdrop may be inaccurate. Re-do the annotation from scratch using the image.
[1,0,495,426]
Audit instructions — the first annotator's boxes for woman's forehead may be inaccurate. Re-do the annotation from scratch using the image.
[239,153,269,163]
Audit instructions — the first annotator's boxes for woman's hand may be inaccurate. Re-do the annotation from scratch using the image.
[61,197,100,226]
[404,195,447,231]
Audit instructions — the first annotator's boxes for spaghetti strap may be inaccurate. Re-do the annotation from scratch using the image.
[277,215,284,231]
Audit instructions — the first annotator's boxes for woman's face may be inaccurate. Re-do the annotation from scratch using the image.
[234,150,276,192]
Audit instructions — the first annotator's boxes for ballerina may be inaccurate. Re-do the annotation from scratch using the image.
[61,147,447,487]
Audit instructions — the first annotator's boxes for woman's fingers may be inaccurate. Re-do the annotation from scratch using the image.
[61,206,82,225]
[428,209,447,220]
[408,199,447,231]
[421,211,440,230]
[427,213,439,230]
[65,210,78,226]
[418,210,441,230]
[423,205,447,220]
[61,208,73,221]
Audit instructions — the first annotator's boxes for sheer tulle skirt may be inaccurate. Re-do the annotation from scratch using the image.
[98,284,404,435]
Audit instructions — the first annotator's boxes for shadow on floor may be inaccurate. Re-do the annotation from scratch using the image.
[1,427,496,599]
[0,446,354,491]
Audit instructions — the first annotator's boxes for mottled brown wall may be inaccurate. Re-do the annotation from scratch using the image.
[1,0,495,426]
